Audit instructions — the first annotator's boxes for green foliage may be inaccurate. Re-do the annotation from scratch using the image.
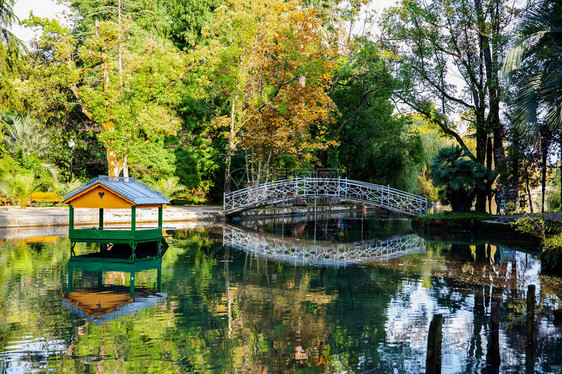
[23,8,187,176]
[166,0,223,49]
[127,136,176,181]
[2,114,50,158]
[510,214,556,242]
[431,146,492,211]
[148,176,188,200]
[0,114,59,206]
[503,0,562,131]
[329,39,423,190]
[510,213,562,274]
[70,0,171,37]
[542,234,562,275]
[0,169,36,208]
[547,187,561,211]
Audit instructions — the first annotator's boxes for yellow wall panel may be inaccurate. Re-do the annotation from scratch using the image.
[69,185,133,209]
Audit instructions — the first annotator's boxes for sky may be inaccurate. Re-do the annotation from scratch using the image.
[10,0,400,44]
[11,0,70,44]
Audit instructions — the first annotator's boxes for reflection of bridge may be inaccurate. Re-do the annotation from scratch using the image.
[223,225,426,266]
[223,178,428,216]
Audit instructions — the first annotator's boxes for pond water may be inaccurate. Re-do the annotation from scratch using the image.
[1,211,562,373]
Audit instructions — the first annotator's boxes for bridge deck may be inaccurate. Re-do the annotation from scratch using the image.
[224,178,428,216]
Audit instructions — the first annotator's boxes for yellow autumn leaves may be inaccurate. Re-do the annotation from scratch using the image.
[202,0,339,183]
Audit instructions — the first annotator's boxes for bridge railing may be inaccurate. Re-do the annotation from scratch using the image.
[223,225,425,266]
[224,177,428,216]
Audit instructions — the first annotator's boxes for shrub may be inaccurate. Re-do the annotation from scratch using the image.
[431,146,492,211]
[547,187,561,211]
[542,234,562,275]
[510,214,562,241]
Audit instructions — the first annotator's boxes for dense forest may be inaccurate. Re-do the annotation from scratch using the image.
[0,0,560,212]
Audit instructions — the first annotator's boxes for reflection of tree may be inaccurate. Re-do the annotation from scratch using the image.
[0,238,75,360]
[2,229,562,372]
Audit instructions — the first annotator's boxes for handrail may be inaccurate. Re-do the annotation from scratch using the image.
[72,226,168,230]
[223,177,428,216]
[223,225,425,266]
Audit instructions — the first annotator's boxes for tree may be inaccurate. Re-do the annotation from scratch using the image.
[431,146,491,212]
[0,114,59,207]
[23,11,188,177]
[328,38,424,190]
[503,0,562,207]
[165,0,223,50]
[382,0,511,211]
[200,0,337,192]
[0,0,24,108]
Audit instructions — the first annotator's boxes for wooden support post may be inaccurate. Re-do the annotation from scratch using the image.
[526,285,536,336]
[526,285,536,373]
[99,208,104,229]
[131,205,136,231]
[487,301,501,367]
[158,206,163,228]
[69,205,74,230]
[426,313,443,374]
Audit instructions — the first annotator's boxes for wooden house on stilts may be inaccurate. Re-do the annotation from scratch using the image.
[63,176,170,261]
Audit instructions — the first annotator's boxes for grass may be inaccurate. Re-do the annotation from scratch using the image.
[417,211,493,220]
[412,210,494,230]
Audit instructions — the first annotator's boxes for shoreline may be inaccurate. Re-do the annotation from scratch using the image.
[0,204,370,240]
[0,204,370,228]
[0,206,224,240]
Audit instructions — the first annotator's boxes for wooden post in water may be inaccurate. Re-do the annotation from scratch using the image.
[487,301,501,367]
[526,285,536,336]
[526,284,536,373]
[426,314,443,374]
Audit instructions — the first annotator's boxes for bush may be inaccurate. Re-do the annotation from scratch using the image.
[542,234,562,275]
[431,146,493,211]
[547,187,561,211]
[510,214,562,240]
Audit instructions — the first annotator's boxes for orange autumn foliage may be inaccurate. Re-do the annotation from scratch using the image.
[204,0,338,184]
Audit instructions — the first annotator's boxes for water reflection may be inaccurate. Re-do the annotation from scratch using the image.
[0,213,562,373]
[63,258,166,325]
[224,224,425,266]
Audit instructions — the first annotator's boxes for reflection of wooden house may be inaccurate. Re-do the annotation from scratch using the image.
[63,257,165,324]
[63,176,169,261]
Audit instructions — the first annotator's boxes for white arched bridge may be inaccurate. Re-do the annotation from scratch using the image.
[223,225,426,266]
[223,178,429,216]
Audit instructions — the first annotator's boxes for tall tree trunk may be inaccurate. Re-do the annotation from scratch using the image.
[224,101,236,194]
[475,0,504,212]
[526,180,534,213]
[559,138,562,211]
[475,121,487,212]
[487,136,494,213]
[541,138,548,213]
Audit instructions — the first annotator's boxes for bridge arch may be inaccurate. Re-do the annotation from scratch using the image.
[223,177,428,216]
[223,225,426,266]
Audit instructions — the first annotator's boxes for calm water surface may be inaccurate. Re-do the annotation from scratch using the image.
[1,211,561,373]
